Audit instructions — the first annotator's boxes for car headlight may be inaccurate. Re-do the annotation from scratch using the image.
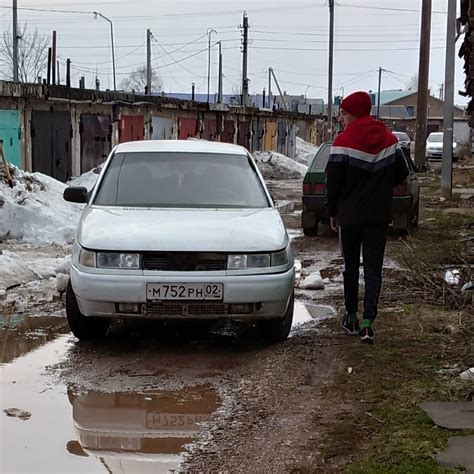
[227,245,292,269]
[77,248,141,269]
[97,252,141,269]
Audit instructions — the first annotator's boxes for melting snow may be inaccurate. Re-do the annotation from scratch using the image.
[253,151,307,180]
[0,167,83,245]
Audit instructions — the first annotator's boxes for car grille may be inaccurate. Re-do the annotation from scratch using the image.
[146,302,227,316]
[142,252,227,271]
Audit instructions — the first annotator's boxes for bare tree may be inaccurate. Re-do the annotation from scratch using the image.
[406,74,418,91]
[121,66,163,93]
[0,23,49,83]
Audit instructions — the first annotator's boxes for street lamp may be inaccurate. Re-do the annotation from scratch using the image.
[207,29,217,104]
[93,11,116,91]
[304,85,310,103]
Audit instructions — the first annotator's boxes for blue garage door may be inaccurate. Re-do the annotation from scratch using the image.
[0,110,21,168]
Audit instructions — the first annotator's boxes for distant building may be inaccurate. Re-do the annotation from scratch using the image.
[365,89,466,139]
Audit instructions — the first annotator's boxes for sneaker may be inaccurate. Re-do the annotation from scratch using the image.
[360,321,374,345]
[341,313,360,335]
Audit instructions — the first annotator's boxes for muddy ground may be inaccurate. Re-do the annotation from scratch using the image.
[1,164,473,473]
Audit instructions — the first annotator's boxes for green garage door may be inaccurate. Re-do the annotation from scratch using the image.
[0,110,21,168]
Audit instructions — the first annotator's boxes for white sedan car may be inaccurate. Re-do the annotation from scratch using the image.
[64,140,295,342]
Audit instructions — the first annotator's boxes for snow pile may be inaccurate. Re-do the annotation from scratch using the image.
[253,151,307,180]
[0,250,41,293]
[0,167,83,244]
[298,272,325,290]
[295,137,320,166]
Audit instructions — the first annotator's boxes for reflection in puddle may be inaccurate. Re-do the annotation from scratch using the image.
[0,313,69,364]
[292,301,335,331]
[67,386,220,472]
[1,333,221,474]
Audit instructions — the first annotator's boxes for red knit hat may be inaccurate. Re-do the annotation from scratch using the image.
[340,91,373,117]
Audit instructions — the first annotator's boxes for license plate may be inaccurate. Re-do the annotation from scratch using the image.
[146,283,223,301]
[146,413,210,430]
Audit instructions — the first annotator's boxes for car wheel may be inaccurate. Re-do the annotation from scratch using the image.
[302,210,319,236]
[303,222,319,237]
[66,280,109,341]
[392,212,409,234]
[259,292,294,343]
[409,204,419,229]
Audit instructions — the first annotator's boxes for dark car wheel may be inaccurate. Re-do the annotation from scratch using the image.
[259,292,294,343]
[302,210,319,236]
[66,280,110,341]
[303,222,319,237]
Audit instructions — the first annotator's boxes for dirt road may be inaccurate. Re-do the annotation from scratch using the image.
[4,173,469,474]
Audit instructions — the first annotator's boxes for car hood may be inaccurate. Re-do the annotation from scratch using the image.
[77,206,288,252]
[427,142,443,149]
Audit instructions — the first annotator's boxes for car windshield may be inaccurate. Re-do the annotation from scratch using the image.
[93,152,270,209]
[310,144,331,171]
[428,134,443,143]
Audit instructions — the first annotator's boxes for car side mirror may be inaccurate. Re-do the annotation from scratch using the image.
[64,186,88,204]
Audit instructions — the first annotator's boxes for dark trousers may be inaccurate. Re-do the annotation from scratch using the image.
[339,223,389,321]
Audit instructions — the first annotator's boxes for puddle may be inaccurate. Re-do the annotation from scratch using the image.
[0,313,69,364]
[1,333,221,473]
[67,385,219,472]
[291,301,335,332]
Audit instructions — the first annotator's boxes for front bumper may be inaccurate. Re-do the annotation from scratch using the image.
[70,265,295,320]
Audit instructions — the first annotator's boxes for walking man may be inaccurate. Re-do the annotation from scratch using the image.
[325,91,409,344]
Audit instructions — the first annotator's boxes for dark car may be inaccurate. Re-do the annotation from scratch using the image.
[301,143,420,236]
[392,131,411,153]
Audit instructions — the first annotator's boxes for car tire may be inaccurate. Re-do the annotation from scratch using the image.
[410,204,419,230]
[392,212,409,234]
[259,292,294,343]
[302,210,319,237]
[303,223,318,237]
[66,280,110,341]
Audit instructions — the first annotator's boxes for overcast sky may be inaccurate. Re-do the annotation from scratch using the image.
[0,0,467,105]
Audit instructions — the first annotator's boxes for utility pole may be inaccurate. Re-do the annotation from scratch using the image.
[241,12,250,107]
[440,82,444,101]
[441,0,456,198]
[414,0,432,168]
[12,0,19,82]
[146,28,152,95]
[270,68,288,111]
[376,67,383,119]
[207,29,217,104]
[217,41,223,103]
[51,31,57,86]
[66,58,71,87]
[268,67,272,109]
[327,0,335,139]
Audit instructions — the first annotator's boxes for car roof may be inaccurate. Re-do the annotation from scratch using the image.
[115,140,249,155]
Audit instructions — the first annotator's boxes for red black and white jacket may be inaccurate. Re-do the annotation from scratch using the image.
[325,115,409,226]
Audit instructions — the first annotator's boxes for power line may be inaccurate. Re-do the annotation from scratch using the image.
[336,2,447,14]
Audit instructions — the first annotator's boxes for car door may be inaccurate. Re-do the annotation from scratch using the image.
[402,148,419,211]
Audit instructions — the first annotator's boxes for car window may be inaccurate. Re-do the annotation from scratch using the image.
[401,147,416,173]
[394,132,410,141]
[310,144,331,171]
[93,152,270,209]
[427,134,443,143]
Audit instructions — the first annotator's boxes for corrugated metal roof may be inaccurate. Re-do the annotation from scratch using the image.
[371,90,415,105]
